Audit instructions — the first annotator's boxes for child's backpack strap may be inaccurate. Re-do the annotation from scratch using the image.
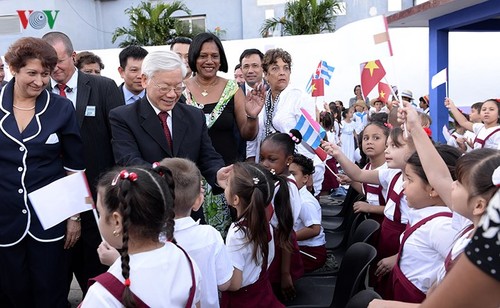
[88,272,149,307]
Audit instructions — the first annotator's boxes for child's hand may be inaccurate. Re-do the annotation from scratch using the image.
[338,174,351,185]
[353,201,371,214]
[444,97,456,110]
[375,254,398,277]
[97,241,120,266]
[397,101,420,132]
[321,140,339,157]
[281,273,296,301]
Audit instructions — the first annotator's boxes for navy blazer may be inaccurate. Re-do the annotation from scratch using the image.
[109,97,225,189]
[0,80,85,246]
[50,72,123,198]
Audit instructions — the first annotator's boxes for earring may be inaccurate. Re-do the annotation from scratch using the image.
[113,230,120,237]
[287,163,290,166]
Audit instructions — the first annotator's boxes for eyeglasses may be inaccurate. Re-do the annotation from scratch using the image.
[151,78,186,94]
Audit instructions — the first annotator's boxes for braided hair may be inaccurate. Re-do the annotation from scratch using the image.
[97,166,175,308]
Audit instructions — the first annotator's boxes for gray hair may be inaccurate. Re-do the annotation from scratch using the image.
[141,50,187,79]
[42,31,74,55]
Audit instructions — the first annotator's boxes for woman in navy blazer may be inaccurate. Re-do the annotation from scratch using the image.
[0,37,85,307]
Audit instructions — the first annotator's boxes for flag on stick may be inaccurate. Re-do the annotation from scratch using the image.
[360,60,386,98]
[294,108,328,161]
[431,68,447,89]
[306,60,335,93]
[377,81,392,103]
[311,78,325,97]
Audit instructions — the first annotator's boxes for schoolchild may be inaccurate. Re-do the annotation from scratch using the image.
[289,154,327,272]
[220,163,283,308]
[381,145,460,303]
[259,130,305,301]
[82,167,201,307]
[322,127,414,298]
[446,98,500,149]
[160,158,234,308]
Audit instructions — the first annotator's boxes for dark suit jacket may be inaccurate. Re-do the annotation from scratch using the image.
[109,97,225,189]
[50,72,123,198]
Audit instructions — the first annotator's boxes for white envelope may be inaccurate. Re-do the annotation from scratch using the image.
[28,172,94,230]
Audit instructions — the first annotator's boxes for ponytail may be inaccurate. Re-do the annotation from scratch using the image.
[272,174,293,252]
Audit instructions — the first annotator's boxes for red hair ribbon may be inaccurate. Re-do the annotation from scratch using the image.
[124,278,131,287]
[423,127,432,137]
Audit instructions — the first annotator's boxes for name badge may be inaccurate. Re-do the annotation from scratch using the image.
[85,106,96,117]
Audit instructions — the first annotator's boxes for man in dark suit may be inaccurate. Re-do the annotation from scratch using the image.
[42,31,123,299]
[169,37,192,104]
[118,45,148,105]
[109,50,227,194]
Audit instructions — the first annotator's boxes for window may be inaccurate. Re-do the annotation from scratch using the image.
[177,15,206,34]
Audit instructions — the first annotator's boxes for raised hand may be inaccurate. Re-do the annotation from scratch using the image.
[245,82,267,118]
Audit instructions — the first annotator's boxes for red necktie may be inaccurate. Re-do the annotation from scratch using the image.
[57,84,67,98]
[158,112,173,151]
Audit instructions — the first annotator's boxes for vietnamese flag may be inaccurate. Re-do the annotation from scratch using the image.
[377,81,392,103]
[311,78,325,97]
[360,60,386,98]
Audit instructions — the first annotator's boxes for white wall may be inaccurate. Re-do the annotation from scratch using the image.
[83,25,499,109]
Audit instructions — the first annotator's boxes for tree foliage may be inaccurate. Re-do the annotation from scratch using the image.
[260,0,342,37]
[112,1,192,47]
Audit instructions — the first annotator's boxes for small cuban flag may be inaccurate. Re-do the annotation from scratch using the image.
[294,108,328,161]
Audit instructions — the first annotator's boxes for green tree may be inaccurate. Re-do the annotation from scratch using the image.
[112,1,191,47]
[260,0,342,37]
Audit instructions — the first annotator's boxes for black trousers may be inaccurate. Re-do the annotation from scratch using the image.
[0,236,69,308]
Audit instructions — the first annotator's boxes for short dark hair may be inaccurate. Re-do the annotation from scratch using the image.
[42,31,74,55]
[159,158,201,216]
[262,48,292,73]
[119,45,148,69]
[188,32,228,73]
[292,154,314,175]
[234,63,241,71]
[239,48,264,65]
[75,51,105,70]
[5,37,58,72]
[169,37,192,50]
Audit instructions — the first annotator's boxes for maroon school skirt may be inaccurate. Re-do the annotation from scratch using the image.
[299,245,327,273]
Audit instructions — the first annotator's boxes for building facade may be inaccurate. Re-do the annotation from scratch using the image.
[0,0,419,52]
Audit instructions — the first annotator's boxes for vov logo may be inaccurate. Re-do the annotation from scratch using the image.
[17,10,60,30]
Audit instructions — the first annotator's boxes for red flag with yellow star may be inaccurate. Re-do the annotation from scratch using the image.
[311,78,324,97]
[377,81,392,103]
[360,60,386,98]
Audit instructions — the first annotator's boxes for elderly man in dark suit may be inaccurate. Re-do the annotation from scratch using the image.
[109,50,228,196]
[42,31,123,299]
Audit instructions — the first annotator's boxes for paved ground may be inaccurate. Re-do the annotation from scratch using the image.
[68,276,83,307]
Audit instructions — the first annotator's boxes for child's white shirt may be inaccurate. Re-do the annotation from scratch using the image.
[363,162,388,206]
[435,228,473,283]
[472,123,500,149]
[226,220,275,287]
[270,175,302,228]
[82,243,202,307]
[378,168,410,224]
[294,186,326,247]
[399,206,458,293]
[174,217,233,308]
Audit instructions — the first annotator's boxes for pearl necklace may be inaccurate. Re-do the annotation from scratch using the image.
[13,104,35,111]
[194,77,218,97]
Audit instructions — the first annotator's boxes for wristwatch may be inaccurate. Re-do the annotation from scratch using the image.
[69,216,81,222]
